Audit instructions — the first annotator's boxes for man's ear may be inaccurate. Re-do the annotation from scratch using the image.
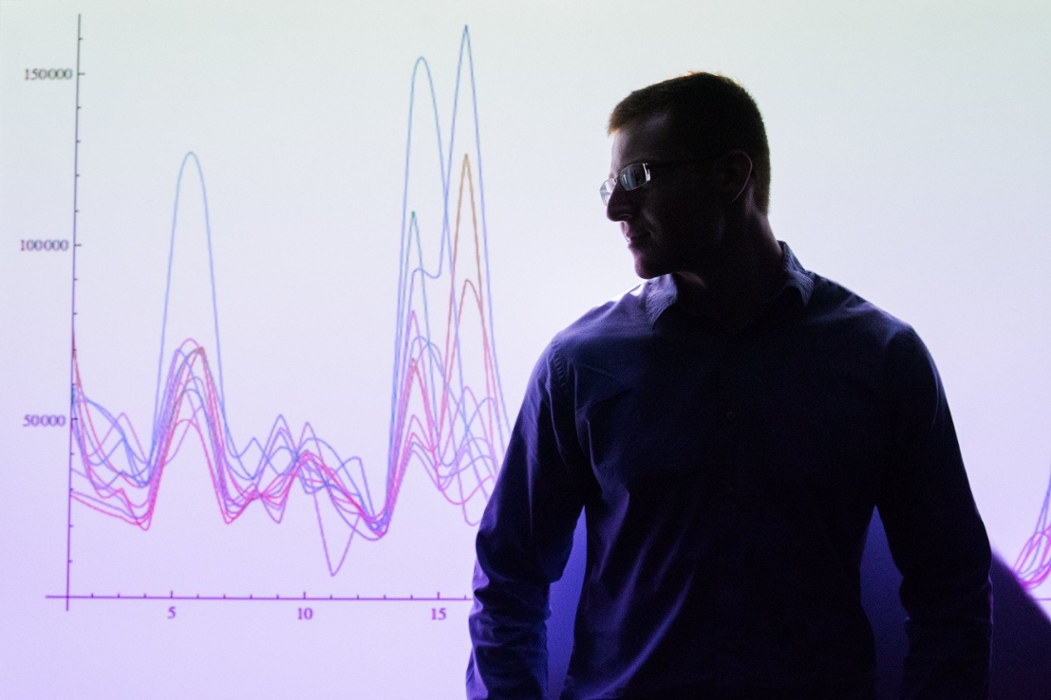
[719,150,753,203]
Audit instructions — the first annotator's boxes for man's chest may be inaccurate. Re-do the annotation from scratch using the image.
[568,328,889,502]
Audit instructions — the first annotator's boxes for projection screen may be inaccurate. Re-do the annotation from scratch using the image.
[1,1,1048,697]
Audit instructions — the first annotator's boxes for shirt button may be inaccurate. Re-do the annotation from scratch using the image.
[726,410,736,421]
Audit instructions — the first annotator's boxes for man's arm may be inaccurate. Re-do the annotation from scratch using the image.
[877,327,992,700]
[467,343,587,700]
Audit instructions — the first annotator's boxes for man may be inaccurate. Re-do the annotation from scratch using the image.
[467,72,991,699]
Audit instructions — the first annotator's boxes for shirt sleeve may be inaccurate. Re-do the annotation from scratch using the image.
[466,340,589,700]
[876,327,992,700]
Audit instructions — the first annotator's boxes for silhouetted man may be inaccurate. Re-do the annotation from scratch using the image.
[467,72,992,700]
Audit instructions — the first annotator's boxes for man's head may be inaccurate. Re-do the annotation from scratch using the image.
[605,73,772,280]
[608,72,770,213]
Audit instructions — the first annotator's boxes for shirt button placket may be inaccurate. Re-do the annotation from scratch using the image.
[722,408,738,496]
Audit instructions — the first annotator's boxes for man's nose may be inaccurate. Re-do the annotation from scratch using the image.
[605,183,635,222]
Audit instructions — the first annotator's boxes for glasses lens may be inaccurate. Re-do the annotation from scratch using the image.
[601,163,651,205]
[619,163,649,190]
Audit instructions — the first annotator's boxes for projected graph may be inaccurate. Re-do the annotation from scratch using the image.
[64,26,507,591]
[1015,465,1051,595]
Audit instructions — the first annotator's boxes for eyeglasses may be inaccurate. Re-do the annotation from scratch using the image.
[599,157,718,206]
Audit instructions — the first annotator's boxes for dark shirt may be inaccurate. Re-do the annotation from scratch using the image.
[467,245,991,700]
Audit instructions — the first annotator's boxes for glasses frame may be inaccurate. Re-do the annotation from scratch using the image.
[600,156,721,206]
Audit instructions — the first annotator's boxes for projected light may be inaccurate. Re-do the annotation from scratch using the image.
[1,3,1048,699]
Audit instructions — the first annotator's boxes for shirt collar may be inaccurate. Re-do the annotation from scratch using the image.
[780,242,815,307]
[641,241,814,327]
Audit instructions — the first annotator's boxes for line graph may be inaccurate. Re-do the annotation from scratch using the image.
[1014,461,1051,594]
[64,26,507,603]
[3,5,1045,700]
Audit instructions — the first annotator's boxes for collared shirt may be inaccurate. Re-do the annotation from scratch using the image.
[467,245,991,700]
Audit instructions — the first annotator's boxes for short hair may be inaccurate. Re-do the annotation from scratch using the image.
[608,72,771,212]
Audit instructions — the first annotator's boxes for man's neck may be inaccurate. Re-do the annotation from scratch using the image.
[672,219,784,334]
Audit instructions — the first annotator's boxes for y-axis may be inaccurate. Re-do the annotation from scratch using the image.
[64,14,84,613]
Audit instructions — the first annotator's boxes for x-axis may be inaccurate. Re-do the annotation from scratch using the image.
[47,592,472,602]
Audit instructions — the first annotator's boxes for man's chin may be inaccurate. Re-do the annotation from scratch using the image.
[632,256,667,280]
